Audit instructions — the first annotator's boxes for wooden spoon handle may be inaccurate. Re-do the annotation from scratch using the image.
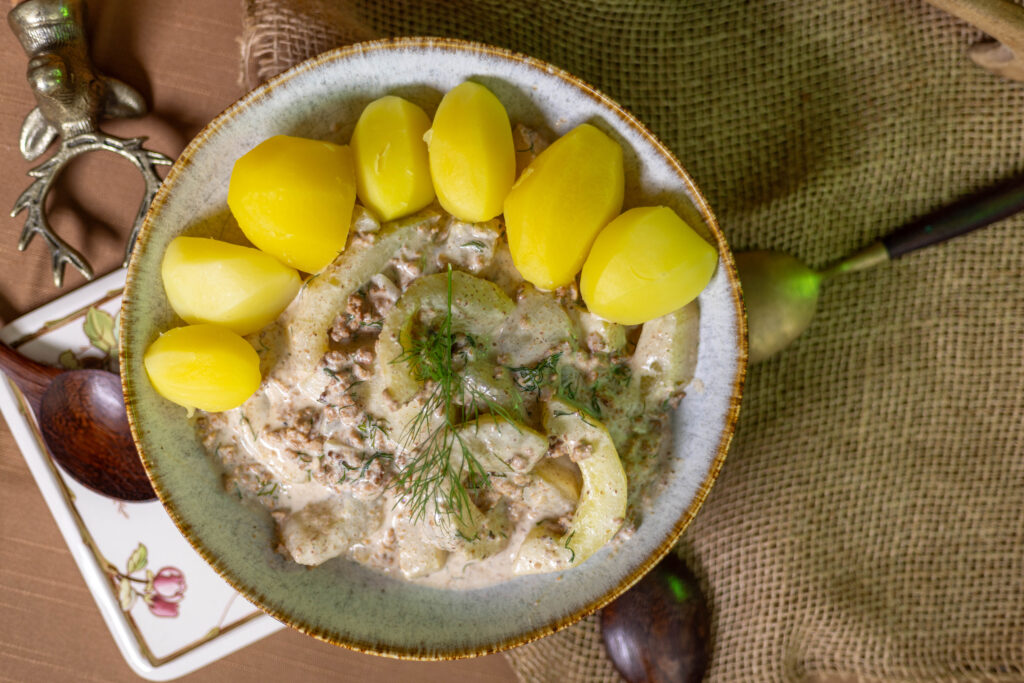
[882,171,1024,258]
[0,342,61,412]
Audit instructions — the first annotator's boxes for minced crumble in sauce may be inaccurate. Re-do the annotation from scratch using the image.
[194,126,699,589]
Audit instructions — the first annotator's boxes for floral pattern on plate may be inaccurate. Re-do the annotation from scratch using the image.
[0,269,282,681]
[112,542,188,618]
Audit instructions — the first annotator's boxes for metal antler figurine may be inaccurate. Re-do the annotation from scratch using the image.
[8,0,172,287]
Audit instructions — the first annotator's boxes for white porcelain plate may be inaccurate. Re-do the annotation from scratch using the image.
[0,269,282,681]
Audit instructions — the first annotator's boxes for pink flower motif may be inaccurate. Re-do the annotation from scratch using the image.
[152,567,186,602]
[115,544,189,619]
[148,593,180,618]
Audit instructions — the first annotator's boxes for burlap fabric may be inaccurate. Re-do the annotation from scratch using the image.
[239,1,1024,681]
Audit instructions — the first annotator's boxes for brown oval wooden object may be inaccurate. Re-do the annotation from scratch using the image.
[0,342,154,501]
[600,554,710,683]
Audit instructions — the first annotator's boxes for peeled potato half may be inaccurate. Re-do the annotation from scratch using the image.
[427,81,515,222]
[503,123,624,290]
[581,206,717,325]
[227,135,356,274]
[351,95,435,221]
[161,236,300,336]
[144,324,262,413]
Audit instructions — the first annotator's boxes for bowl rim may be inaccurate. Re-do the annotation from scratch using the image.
[121,35,747,660]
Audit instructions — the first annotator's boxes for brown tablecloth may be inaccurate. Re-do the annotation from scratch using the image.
[5,1,1024,681]
[0,1,514,680]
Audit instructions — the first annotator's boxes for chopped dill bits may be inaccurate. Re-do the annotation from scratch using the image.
[239,415,257,440]
[256,481,277,496]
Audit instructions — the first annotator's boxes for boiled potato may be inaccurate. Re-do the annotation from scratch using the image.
[227,135,356,274]
[351,96,435,221]
[581,206,717,325]
[143,324,261,413]
[503,123,624,290]
[427,81,515,222]
[514,398,627,574]
[161,236,301,336]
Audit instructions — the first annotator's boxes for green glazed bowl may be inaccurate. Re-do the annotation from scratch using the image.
[120,37,746,659]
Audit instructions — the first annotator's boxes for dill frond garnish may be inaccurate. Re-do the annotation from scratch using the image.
[556,364,602,420]
[360,451,394,478]
[390,265,518,526]
[356,414,389,445]
[509,352,562,395]
[256,480,277,497]
[239,414,258,441]
[335,459,360,484]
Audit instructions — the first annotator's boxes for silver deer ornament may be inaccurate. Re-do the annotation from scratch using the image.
[8,0,172,287]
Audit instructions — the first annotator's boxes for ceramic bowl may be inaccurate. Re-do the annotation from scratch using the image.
[120,37,746,659]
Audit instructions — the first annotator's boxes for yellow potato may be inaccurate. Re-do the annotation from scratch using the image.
[144,324,262,413]
[351,96,435,221]
[580,206,717,325]
[427,81,515,222]
[503,124,624,289]
[227,135,356,274]
[162,236,301,336]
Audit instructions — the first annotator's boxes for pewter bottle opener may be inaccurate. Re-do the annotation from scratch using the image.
[8,0,172,287]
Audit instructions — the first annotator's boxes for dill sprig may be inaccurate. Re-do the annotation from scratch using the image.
[356,414,389,446]
[557,364,604,420]
[390,266,517,526]
[509,352,562,394]
[256,480,277,497]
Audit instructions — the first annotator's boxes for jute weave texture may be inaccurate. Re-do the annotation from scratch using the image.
[240,2,1024,680]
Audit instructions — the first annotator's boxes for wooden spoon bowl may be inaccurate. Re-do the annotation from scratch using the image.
[0,343,154,501]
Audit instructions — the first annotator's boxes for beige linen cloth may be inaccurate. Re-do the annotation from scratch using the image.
[239,1,1024,681]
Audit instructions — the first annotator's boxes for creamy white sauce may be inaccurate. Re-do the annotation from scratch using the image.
[195,133,698,590]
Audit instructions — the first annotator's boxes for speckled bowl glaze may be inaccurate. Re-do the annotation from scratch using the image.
[120,38,746,659]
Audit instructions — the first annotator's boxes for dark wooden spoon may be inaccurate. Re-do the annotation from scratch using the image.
[601,553,710,683]
[0,342,155,501]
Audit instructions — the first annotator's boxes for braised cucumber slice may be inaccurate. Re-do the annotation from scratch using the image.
[377,270,514,403]
[453,414,548,474]
[514,398,627,574]
[262,212,439,384]
[495,285,574,367]
[424,416,548,561]
[629,301,699,408]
